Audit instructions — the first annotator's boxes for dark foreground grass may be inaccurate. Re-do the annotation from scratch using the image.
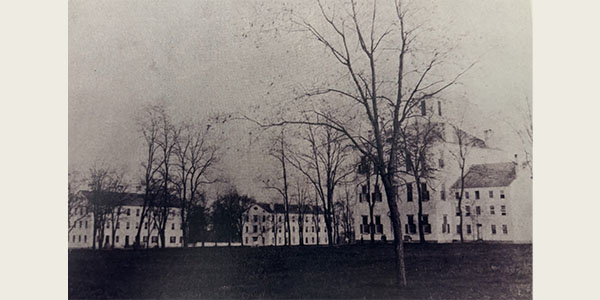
[69,243,531,299]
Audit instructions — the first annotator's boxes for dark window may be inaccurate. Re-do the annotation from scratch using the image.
[84,235,87,243]
[170,236,176,243]
[171,223,175,230]
[375,215,383,234]
[245,226,248,233]
[361,215,369,234]
[406,215,416,234]
[439,158,445,169]
[455,192,460,200]
[501,205,507,216]
[85,221,88,228]
[466,225,472,234]
[116,222,120,229]
[136,209,140,216]
[420,183,430,201]
[465,192,470,199]
[491,225,497,235]
[126,222,130,229]
[456,225,462,234]
[262,215,266,222]
[143,236,148,243]
[420,100,426,116]
[253,215,257,222]
[476,206,481,215]
[279,216,282,222]
[502,225,508,234]
[490,206,495,215]
[253,225,257,233]
[144,223,148,229]
[441,190,446,201]
[78,235,81,242]
[437,101,442,116]
[489,191,494,198]
[456,206,460,216]
[127,209,131,216]
[500,190,505,199]
[306,237,309,244]
[407,184,413,202]
[475,191,480,199]
[262,226,266,232]
[116,236,119,243]
[465,206,471,216]
[422,215,431,234]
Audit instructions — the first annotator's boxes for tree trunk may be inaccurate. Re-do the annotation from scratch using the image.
[382,177,407,287]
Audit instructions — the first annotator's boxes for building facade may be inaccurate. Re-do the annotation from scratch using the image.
[68,191,184,249]
[242,203,331,246]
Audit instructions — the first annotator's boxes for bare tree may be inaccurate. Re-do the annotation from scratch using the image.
[449,123,470,242]
[336,184,355,244]
[398,113,443,243]
[68,171,87,233]
[263,128,292,246]
[173,122,219,247]
[252,0,473,286]
[292,180,311,245]
[134,105,163,248]
[105,173,129,249]
[286,123,353,246]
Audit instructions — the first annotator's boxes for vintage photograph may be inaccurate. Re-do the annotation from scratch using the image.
[69,0,532,298]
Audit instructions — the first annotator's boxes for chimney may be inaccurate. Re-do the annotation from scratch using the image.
[484,129,493,145]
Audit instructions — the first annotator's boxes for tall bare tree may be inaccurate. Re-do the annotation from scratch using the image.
[134,105,163,248]
[173,122,219,247]
[286,123,353,246]
[68,171,87,233]
[255,0,473,286]
[398,112,443,243]
[292,180,311,245]
[448,123,474,243]
[105,173,129,249]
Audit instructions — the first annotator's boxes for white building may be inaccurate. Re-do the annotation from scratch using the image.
[352,100,531,243]
[68,191,184,249]
[242,203,331,246]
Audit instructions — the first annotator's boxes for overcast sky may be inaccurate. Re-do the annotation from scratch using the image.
[69,0,531,199]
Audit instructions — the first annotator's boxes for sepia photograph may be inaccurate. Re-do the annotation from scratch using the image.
[67,0,533,298]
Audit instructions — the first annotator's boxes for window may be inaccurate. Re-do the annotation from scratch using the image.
[456,206,460,216]
[375,215,383,234]
[127,208,131,216]
[456,225,462,234]
[136,209,140,217]
[406,184,413,202]
[476,206,481,215]
[406,215,416,234]
[72,235,76,242]
[245,237,248,244]
[466,225,472,234]
[116,222,120,229]
[170,236,176,243]
[361,216,369,234]
[502,224,508,234]
[501,205,506,216]
[441,184,446,200]
[84,235,87,243]
[439,158,445,169]
[262,215,266,222]
[312,237,315,243]
[490,206,495,215]
[143,236,148,243]
[491,224,497,235]
[305,226,308,233]
[78,235,81,242]
[305,237,309,244]
[312,226,315,233]
[126,222,130,229]
[253,215,258,222]
[106,222,110,229]
[262,226,265,232]
[489,191,494,198]
[442,215,449,233]
[465,206,471,216]
[144,223,148,229]
[292,216,295,222]
[151,236,158,243]
[253,225,257,233]
[279,216,282,222]
[422,215,431,234]
[465,192,470,199]
[500,190,505,199]
[116,236,119,243]
[85,221,88,228]
[420,183,430,201]
[171,223,175,230]
[245,226,248,233]
[455,192,460,200]
[79,221,82,228]
[252,237,258,242]
[475,191,480,200]
[279,237,282,244]
[420,100,426,116]
[292,226,296,233]
[136,222,139,229]
[437,101,442,116]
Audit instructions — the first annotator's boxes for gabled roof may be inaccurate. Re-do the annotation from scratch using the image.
[80,191,179,208]
[451,162,516,189]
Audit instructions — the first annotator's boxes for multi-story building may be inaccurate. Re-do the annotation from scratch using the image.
[242,203,331,246]
[450,162,532,242]
[68,191,184,249]
[352,100,530,243]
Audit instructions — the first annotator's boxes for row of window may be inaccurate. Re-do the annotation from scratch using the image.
[456,205,507,216]
[72,220,183,231]
[245,224,327,234]
[359,215,384,234]
[245,214,323,224]
[70,234,183,245]
[74,207,180,218]
[455,224,509,235]
[455,190,505,200]
[245,235,328,245]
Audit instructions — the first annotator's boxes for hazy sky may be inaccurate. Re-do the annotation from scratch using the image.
[69,0,531,199]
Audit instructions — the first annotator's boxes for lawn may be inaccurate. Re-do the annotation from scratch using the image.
[68,243,531,299]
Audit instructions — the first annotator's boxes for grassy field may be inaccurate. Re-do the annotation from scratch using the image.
[68,243,531,299]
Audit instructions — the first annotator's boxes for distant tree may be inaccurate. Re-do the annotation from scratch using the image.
[188,192,210,246]
[398,113,444,243]
[105,172,129,249]
[211,191,256,245]
[263,128,292,246]
[134,104,163,248]
[173,122,219,247]
[336,184,355,244]
[292,180,311,246]
[68,171,87,233]
[449,123,470,243]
